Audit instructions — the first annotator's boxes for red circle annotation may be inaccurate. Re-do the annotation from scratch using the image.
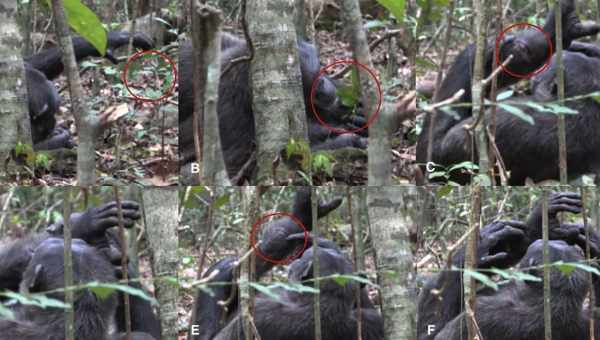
[250,212,308,265]
[122,49,178,103]
[309,59,382,135]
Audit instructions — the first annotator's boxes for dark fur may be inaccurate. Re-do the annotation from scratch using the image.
[0,201,159,340]
[191,188,383,340]
[0,238,155,340]
[418,192,600,340]
[416,0,600,184]
[213,244,383,340]
[178,33,366,184]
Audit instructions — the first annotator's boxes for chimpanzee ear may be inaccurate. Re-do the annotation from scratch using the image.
[19,264,44,294]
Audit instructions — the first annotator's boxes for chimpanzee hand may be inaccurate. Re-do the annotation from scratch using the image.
[526,192,582,240]
[545,0,600,48]
[46,201,141,245]
[551,223,600,258]
[292,187,343,231]
[105,31,154,63]
[477,220,528,269]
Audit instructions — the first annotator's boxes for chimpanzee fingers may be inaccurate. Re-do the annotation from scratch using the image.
[97,201,140,213]
[317,197,343,218]
[479,252,510,268]
[572,22,600,40]
[548,193,582,215]
[96,217,136,230]
[491,226,526,244]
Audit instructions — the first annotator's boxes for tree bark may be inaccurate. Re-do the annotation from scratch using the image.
[50,0,98,185]
[0,1,31,176]
[341,0,390,185]
[368,186,417,339]
[247,0,309,184]
[142,188,179,339]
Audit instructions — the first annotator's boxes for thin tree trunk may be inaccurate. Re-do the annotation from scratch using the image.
[114,187,132,340]
[367,186,417,339]
[553,0,568,184]
[247,0,308,184]
[240,186,257,339]
[50,0,98,185]
[581,187,596,340]
[464,186,481,339]
[190,3,230,185]
[471,0,491,184]
[348,187,364,339]
[0,1,30,176]
[341,0,390,185]
[311,187,322,340]
[541,190,552,340]
[62,188,75,340]
[142,188,179,339]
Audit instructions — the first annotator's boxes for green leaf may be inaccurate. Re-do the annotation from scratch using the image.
[0,303,14,319]
[436,185,453,199]
[85,282,157,304]
[2,291,69,309]
[448,161,478,172]
[498,103,534,125]
[248,282,283,301]
[464,269,498,290]
[496,90,514,101]
[47,0,107,56]
[545,103,578,115]
[376,0,405,21]
[416,57,438,70]
[212,193,230,210]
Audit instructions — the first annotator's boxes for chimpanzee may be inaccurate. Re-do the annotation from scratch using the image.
[417,192,600,340]
[191,187,383,340]
[178,33,368,184]
[0,237,156,340]
[23,31,153,150]
[415,0,600,184]
[0,200,160,340]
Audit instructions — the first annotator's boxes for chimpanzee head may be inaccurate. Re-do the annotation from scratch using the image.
[19,237,117,300]
[288,244,356,300]
[518,239,588,295]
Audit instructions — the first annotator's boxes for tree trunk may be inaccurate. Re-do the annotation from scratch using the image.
[142,188,179,339]
[0,1,31,177]
[50,0,98,185]
[367,186,417,339]
[247,0,308,184]
[341,0,390,185]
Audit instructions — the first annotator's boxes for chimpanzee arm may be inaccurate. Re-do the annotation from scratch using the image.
[417,220,527,340]
[24,31,153,80]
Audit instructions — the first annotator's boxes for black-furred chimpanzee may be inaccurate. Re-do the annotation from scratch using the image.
[416,0,600,184]
[0,201,160,340]
[191,187,384,340]
[418,192,600,340]
[23,31,153,150]
[178,33,368,184]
